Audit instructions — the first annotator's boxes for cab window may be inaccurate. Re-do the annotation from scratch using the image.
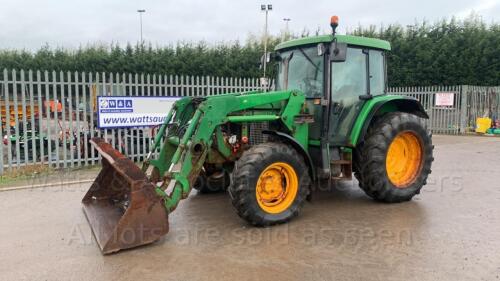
[276,46,324,97]
[331,47,368,104]
[369,50,385,95]
[329,47,367,141]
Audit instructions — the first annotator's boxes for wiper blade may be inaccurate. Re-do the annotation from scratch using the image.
[298,48,319,71]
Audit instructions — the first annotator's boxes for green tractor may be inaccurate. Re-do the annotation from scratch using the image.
[82,17,433,254]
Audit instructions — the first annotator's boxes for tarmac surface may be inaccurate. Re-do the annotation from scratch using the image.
[1,135,499,281]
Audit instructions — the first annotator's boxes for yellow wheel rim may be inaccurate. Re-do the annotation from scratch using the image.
[386,131,423,188]
[256,162,299,214]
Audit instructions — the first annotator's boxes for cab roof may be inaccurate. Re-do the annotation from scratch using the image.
[275,34,391,51]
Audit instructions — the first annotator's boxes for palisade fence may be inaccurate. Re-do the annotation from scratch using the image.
[390,85,499,134]
[0,69,498,174]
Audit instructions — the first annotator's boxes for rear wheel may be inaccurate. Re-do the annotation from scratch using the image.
[229,142,310,226]
[354,112,433,202]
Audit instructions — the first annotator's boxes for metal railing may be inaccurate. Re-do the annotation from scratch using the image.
[389,85,499,134]
[0,70,262,174]
[1,69,498,174]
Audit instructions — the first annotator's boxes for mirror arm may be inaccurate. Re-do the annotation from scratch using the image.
[332,37,339,56]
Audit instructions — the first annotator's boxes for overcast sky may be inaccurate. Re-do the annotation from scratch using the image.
[0,0,498,50]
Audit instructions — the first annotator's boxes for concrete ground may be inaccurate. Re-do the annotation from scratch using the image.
[1,135,499,281]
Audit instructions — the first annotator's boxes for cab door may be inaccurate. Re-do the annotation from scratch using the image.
[328,47,386,146]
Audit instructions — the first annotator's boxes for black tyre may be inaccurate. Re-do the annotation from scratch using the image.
[354,112,433,202]
[229,142,311,226]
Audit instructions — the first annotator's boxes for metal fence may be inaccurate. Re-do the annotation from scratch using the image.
[0,69,262,174]
[0,69,498,174]
[463,85,500,131]
[389,85,500,134]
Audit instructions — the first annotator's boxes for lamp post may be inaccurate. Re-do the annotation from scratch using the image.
[137,9,146,44]
[283,18,291,41]
[261,4,272,86]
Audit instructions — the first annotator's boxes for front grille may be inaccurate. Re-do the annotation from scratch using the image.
[249,122,269,145]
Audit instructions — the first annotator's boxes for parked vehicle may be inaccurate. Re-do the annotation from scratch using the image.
[4,121,55,163]
[82,17,434,254]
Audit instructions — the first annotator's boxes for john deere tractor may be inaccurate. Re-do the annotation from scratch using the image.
[82,17,433,254]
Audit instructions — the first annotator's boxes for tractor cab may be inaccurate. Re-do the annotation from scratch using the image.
[274,20,391,147]
[273,17,393,178]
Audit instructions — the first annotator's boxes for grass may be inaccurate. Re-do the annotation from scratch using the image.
[0,164,52,185]
[0,164,100,187]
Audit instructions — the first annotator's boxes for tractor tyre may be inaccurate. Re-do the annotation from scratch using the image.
[229,142,310,226]
[354,112,433,202]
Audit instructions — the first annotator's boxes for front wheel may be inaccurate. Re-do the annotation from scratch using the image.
[354,112,433,202]
[229,142,310,226]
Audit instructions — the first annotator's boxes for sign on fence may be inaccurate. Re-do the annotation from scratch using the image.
[97,96,179,128]
[435,93,455,106]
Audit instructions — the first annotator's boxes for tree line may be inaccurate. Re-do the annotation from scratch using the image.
[0,15,498,87]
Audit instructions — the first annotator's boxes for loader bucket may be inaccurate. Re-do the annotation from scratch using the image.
[82,138,169,254]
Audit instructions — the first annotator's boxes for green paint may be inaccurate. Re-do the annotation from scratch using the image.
[275,34,391,51]
[341,147,353,153]
[226,115,279,122]
[142,107,175,172]
[147,89,308,213]
[214,126,232,159]
[280,91,306,130]
[293,123,309,148]
[151,108,174,151]
[148,97,195,177]
[308,139,321,147]
[170,109,202,165]
[349,95,415,145]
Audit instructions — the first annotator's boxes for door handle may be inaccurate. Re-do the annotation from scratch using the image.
[332,102,342,114]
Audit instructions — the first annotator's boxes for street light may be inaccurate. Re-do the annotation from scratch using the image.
[137,9,146,44]
[261,4,272,89]
[283,18,291,41]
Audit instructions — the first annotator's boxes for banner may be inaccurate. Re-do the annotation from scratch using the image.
[97,96,180,128]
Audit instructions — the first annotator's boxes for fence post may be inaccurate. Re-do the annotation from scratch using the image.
[12,70,21,168]
[67,71,74,168]
[20,70,29,165]
[459,85,468,134]
[28,70,36,164]
[0,70,4,174]
[36,71,44,165]
[2,69,11,173]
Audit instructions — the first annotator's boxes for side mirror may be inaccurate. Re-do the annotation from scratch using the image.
[317,43,326,56]
[259,52,281,69]
[261,52,273,63]
[260,52,275,69]
[330,42,347,62]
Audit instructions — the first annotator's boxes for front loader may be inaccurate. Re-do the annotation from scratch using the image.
[82,17,433,254]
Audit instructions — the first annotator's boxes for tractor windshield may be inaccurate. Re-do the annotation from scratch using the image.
[276,46,323,97]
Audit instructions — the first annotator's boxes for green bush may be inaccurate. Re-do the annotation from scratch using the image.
[0,16,498,86]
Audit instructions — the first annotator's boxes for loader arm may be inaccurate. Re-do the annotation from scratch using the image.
[83,89,307,254]
[147,90,307,213]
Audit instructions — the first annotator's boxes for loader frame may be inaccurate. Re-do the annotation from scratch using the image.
[144,90,308,213]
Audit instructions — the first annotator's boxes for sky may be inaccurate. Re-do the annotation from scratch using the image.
[0,0,499,50]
